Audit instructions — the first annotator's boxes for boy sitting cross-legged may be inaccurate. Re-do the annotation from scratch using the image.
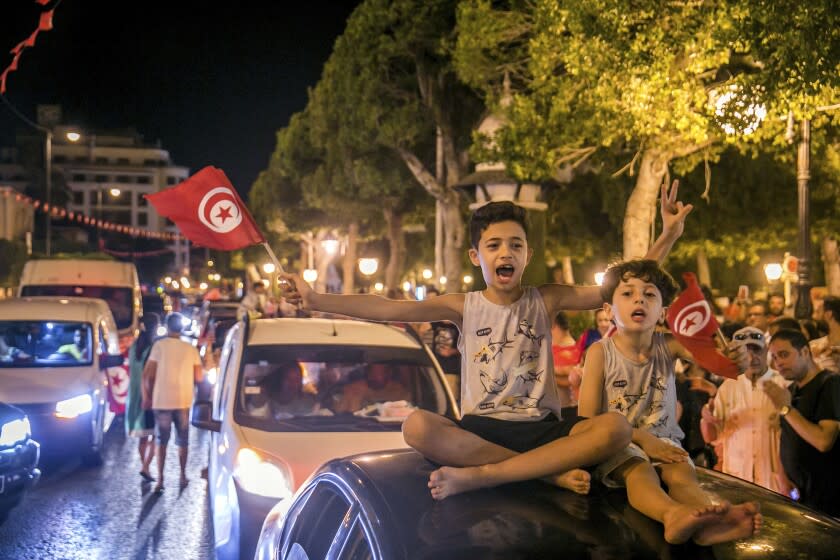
[281,183,692,500]
[578,259,762,545]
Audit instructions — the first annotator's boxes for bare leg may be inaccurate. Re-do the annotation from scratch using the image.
[425,412,631,500]
[139,437,154,478]
[154,444,166,493]
[658,461,761,545]
[179,446,188,487]
[618,459,727,545]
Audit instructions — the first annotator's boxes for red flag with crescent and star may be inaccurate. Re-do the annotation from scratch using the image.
[666,272,740,379]
[145,166,265,250]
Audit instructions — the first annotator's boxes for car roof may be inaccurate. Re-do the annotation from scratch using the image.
[302,449,840,560]
[247,318,422,349]
[0,296,114,322]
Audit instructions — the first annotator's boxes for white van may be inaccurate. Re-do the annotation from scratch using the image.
[18,259,142,342]
[0,297,124,465]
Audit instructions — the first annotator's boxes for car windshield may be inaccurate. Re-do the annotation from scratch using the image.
[21,285,133,330]
[234,344,455,432]
[0,321,94,367]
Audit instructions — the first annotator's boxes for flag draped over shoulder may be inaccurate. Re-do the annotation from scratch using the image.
[666,272,740,379]
[145,166,265,250]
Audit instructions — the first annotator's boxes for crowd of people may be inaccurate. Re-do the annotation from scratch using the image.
[277,180,840,549]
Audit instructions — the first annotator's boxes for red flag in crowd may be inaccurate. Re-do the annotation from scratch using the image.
[666,272,740,379]
[145,166,265,250]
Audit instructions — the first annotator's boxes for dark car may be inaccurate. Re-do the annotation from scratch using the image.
[0,402,40,523]
[256,448,840,560]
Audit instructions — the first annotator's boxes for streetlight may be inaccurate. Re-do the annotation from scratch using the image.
[263,262,277,297]
[358,258,378,293]
[763,263,783,283]
[302,269,318,284]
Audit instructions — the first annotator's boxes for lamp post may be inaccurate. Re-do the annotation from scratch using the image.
[793,119,812,320]
[44,130,53,256]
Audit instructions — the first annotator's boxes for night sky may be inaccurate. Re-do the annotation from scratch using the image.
[1,0,361,196]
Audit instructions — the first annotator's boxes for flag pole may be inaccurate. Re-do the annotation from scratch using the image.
[261,242,285,275]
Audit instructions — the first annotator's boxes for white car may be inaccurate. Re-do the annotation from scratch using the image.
[191,316,460,560]
[0,297,124,466]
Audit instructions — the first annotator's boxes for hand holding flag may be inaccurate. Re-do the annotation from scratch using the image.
[145,166,265,251]
[666,272,741,379]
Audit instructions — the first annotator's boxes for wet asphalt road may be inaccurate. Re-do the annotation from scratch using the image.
[0,418,215,560]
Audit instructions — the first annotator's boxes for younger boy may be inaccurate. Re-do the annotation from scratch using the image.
[578,260,761,545]
[281,183,692,500]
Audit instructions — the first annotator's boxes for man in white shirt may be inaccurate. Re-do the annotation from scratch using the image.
[700,326,793,495]
[142,313,203,493]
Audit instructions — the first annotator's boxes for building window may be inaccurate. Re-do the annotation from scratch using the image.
[137,213,148,226]
[95,175,108,183]
[116,175,132,183]
[74,156,87,163]
[95,157,108,164]
[53,155,67,163]
[166,176,180,185]
[72,173,86,181]
[137,176,151,185]
[117,158,130,165]
[138,196,148,207]
[72,190,85,205]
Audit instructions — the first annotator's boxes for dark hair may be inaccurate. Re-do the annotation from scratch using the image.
[166,312,184,334]
[769,328,809,351]
[469,201,528,249]
[770,316,800,332]
[823,296,840,321]
[135,312,160,360]
[720,321,746,339]
[800,318,827,340]
[599,259,678,305]
[553,311,570,330]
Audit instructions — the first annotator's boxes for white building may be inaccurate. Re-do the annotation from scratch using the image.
[50,123,191,271]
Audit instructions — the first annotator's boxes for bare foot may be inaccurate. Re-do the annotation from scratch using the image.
[662,502,729,545]
[693,501,761,546]
[544,469,590,495]
[428,466,488,500]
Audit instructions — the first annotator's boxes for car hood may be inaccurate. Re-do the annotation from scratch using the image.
[0,366,98,404]
[240,426,408,492]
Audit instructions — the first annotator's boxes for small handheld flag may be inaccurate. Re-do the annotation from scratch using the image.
[145,166,265,251]
[666,272,740,379]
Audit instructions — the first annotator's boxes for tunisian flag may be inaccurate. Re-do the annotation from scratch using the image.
[145,166,265,250]
[666,272,740,379]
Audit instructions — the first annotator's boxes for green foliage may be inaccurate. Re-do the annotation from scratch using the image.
[0,240,29,287]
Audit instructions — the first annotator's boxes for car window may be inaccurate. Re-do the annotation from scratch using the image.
[214,323,241,421]
[20,285,134,330]
[0,321,93,367]
[339,520,372,560]
[286,482,351,560]
[233,345,455,431]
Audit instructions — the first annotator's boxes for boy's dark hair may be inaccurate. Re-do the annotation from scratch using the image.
[599,259,678,305]
[770,316,801,332]
[553,311,570,330]
[823,296,840,322]
[469,201,528,248]
[769,328,809,351]
[166,312,184,334]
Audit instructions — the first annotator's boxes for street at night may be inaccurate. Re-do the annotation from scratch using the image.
[0,422,213,559]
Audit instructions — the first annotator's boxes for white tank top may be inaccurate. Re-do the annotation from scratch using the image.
[599,333,684,442]
[458,287,563,421]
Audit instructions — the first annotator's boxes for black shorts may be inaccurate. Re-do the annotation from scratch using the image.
[458,413,587,454]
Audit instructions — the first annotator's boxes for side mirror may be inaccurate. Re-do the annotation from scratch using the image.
[191,400,221,432]
[100,353,125,369]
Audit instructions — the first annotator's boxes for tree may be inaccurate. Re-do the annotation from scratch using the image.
[455,0,840,259]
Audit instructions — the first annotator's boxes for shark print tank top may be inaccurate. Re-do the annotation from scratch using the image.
[599,332,684,442]
[458,287,564,421]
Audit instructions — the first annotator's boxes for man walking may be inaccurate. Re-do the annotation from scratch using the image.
[700,327,792,495]
[142,313,203,493]
[764,329,840,517]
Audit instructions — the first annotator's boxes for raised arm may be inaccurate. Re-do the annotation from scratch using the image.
[644,180,693,263]
[577,341,605,418]
[279,271,464,326]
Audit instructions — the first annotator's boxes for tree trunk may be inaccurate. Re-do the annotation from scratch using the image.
[383,207,405,291]
[561,256,575,284]
[623,150,669,259]
[823,235,840,296]
[697,246,712,287]
[343,222,358,294]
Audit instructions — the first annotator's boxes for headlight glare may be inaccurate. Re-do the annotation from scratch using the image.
[55,394,93,418]
[233,448,292,499]
[0,417,30,446]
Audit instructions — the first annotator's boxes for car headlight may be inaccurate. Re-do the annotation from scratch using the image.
[55,394,94,419]
[0,417,30,446]
[233,448,293,499]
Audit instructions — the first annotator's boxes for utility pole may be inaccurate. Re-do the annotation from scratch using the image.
[794,118,812,320]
